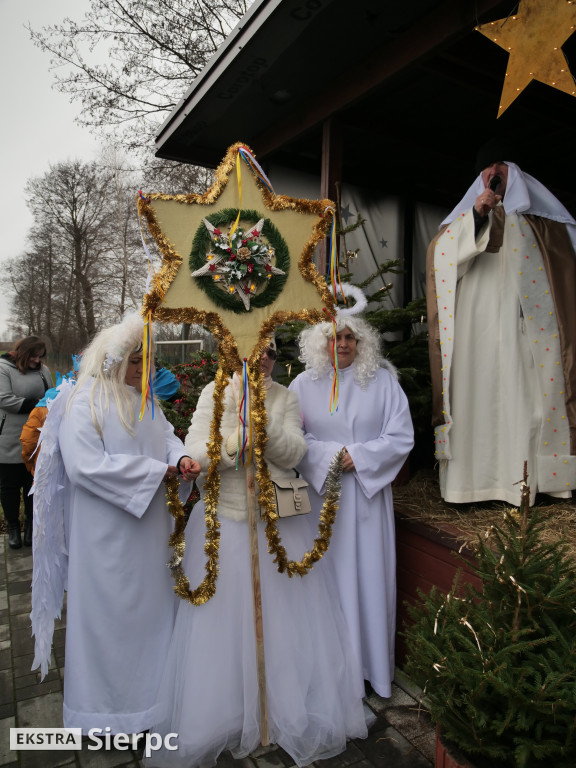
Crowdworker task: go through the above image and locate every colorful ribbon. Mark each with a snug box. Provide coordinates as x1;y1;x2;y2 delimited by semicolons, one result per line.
238;146;274;194
228;152;243;245
326;207;346;304
323;308;339;414
229;147;276;247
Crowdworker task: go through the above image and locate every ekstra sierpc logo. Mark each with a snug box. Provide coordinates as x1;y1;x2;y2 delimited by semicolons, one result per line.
10;728;82;750
10;727;178;756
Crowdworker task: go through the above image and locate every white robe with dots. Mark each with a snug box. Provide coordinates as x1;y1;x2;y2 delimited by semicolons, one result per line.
431;206;576;504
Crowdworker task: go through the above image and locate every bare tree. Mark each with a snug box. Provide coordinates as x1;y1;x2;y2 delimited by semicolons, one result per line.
98;145;150;319
7;160;126;353
7;148;212;356
28;0;251;151
7;247;50;337
26;161;118;343
6;222;80;354
140;153;214;196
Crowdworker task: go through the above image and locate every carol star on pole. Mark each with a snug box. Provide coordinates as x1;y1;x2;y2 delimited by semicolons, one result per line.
137;141;335;371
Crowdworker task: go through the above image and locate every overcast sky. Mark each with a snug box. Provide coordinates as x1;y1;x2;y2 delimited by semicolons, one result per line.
0;0;102;339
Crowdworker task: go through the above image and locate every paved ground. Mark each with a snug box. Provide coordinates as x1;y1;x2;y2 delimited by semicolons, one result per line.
0;535;435;768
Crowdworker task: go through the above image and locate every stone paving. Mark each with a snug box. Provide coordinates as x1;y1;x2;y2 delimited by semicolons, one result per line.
0;536;435;768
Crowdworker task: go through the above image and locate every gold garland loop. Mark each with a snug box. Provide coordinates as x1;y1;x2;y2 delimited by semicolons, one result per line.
166;366;227;605
165;366;345;605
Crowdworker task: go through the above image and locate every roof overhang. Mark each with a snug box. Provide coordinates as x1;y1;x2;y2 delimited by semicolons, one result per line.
155;0;576;212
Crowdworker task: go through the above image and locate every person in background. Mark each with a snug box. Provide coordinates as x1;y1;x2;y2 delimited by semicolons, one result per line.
426;141;576;505
0;336;53;548
289;316;414;700
20;362;79;476
30;313;200;735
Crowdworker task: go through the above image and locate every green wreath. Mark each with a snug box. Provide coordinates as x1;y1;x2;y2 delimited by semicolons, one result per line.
189;208;290;314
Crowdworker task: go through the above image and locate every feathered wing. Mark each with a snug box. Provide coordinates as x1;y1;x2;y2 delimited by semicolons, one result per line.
30;379;74;679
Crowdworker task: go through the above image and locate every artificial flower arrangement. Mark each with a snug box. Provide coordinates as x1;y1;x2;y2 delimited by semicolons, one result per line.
191;217;285;310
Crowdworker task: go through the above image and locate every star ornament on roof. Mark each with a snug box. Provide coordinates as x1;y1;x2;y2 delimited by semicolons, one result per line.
137;142;335;370
476;0;576;117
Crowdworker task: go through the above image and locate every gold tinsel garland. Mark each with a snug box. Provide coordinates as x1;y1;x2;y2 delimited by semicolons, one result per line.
166;366;228;605
166;361;345;604
248;363;345;577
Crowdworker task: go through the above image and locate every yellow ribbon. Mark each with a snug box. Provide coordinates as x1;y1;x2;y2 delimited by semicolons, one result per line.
228;151;243;246
139;310;154;421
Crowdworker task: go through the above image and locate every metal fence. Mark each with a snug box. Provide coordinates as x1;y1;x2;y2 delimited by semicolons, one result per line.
44;339;211;376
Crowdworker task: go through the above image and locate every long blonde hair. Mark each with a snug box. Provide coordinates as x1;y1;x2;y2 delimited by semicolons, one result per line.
69;313;155;437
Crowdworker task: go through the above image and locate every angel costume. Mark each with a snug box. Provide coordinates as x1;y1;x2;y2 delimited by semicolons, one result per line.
146;378;368;768
31;380;189;734
427;163;576;505
289;364;414;698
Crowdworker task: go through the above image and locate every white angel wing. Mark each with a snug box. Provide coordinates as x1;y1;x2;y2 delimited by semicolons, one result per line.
30;378;75;679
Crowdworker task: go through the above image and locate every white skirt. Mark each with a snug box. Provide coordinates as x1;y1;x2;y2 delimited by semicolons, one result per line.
145;503;368;767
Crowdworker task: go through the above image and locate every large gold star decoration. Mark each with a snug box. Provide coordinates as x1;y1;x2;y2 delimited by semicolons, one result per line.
476;0;576;116
139;144;342;610
138;141;335;371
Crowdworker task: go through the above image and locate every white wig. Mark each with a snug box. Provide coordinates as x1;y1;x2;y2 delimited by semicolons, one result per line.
298;315;398;388
70;312;154;436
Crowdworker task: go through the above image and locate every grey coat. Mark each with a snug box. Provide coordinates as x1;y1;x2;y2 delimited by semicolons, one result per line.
0;355;53;464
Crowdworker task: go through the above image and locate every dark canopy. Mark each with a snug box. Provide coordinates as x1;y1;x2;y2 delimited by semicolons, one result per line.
155;0;576;214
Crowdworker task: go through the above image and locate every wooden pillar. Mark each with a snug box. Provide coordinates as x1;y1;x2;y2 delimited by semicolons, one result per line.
319;119;343;277
246;460;269;746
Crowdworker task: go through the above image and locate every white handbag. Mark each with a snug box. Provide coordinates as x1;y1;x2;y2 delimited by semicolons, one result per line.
270;476;311;517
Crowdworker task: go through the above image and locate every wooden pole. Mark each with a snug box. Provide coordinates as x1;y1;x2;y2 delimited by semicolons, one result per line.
246;460;269;746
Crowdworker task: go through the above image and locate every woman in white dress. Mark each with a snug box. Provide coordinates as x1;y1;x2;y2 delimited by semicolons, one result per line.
289;317;414;699
30;313;200;735
147;339;369;768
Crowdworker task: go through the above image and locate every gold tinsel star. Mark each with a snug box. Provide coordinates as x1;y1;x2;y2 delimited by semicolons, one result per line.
137;142;335;369
476;0;576;116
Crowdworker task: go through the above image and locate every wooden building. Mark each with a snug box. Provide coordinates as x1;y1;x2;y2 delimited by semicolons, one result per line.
151;0;576;652
153;0;575;295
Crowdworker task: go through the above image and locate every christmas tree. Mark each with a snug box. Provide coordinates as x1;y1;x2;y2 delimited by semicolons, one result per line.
403;463;576;767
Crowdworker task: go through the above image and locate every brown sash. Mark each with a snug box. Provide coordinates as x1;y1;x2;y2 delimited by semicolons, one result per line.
485;205;505;253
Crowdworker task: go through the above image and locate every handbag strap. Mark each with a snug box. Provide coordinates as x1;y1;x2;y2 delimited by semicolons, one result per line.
39;371;50;392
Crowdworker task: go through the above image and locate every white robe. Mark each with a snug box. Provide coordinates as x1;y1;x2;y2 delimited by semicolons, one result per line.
146;380;369;768
289;365;414;697
58;383;187;734
432;208;576;505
